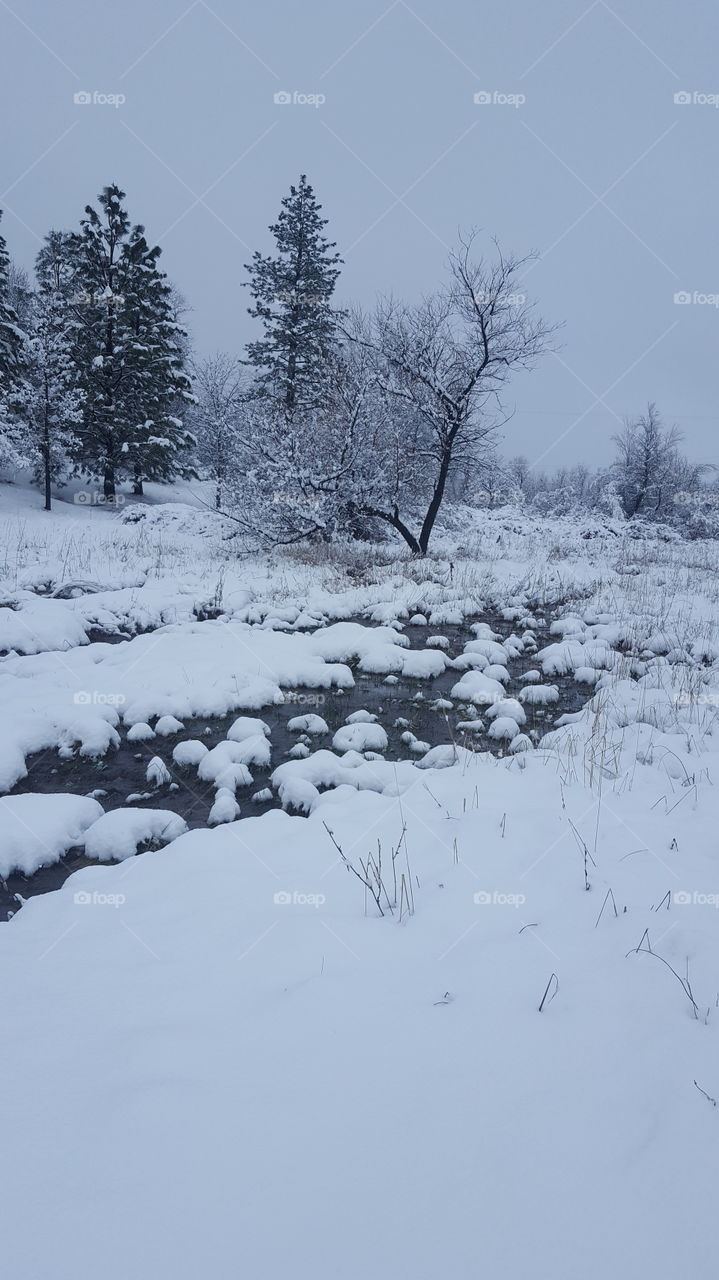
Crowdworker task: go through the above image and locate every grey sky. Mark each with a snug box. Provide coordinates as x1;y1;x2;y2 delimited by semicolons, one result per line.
2;0;717;469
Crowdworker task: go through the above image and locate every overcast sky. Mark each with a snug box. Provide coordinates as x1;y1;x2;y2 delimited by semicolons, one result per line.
2;0;717;469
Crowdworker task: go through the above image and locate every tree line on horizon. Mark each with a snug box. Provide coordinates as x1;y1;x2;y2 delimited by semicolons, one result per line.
0;178;715;548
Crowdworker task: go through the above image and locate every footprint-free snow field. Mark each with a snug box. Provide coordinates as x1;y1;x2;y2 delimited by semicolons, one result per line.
2;490;719;1280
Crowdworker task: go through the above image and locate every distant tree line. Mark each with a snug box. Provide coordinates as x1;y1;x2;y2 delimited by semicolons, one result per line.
1;179;715;544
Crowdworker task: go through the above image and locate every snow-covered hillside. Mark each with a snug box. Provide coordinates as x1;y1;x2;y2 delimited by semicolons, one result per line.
1;481;718;1280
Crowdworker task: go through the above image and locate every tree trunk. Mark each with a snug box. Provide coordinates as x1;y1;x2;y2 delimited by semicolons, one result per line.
104;465;116;500
132;468;143;496
42;405;52;511
418;441;454;554
43;439;51;512
366;505;422;554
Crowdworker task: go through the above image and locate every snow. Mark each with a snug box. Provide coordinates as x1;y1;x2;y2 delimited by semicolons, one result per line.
0;597;89;656
146;756;171;787
332;722;389;753
519;683;560;705
450;669;507;705
4;482;719;1279
226;715;271;742
0;792;104;876
4;748;719;1279
126;721;155;741
485;697;527;725
287;713;328;735
82;808;188;861
172;739;209;767
208;788;240;824
154;714;185;735
197;742;258;785
487;715;520;740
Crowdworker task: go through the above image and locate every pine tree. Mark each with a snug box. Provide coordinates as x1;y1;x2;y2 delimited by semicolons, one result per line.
17;254;84;510
122;238;196;495
244;175;342;414
69;185;194;498
0;210;29;468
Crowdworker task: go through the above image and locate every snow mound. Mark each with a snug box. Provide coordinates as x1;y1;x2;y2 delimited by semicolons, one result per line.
126;722;155;742
227;716;271;742
208;788;240;825
332;723;389;753
0;793;104;877
450;670;507;705
172;739;209;767
287;714;328;735
82;808;188;861
519;684;560;705
486;698;527;725
154;715;185;736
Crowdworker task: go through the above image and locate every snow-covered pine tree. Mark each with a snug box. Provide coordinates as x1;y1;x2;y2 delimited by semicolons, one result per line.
17;248;84;510
0;210;29;469
244;175;343;415
69;185;194;498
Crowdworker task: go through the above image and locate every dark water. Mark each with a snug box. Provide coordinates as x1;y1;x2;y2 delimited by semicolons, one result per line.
2;615;587;918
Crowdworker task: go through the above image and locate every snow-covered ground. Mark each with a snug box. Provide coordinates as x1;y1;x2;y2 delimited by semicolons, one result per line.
1;477;719;1279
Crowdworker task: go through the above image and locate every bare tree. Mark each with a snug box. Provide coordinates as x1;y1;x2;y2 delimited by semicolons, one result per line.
190;353;245;509
350;233;555;553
